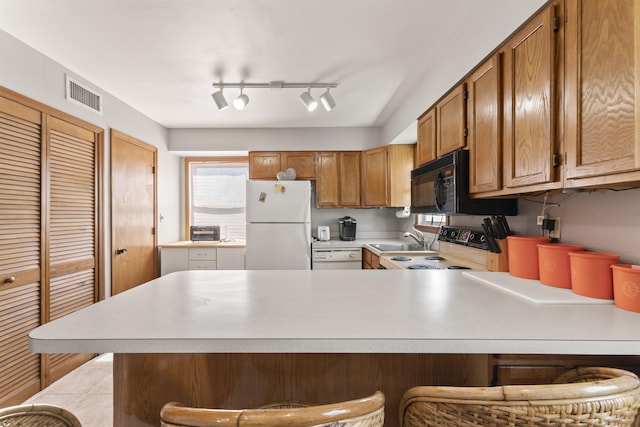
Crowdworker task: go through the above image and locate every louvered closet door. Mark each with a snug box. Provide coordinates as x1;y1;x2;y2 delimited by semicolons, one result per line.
0;96;42;406
45;116;98;382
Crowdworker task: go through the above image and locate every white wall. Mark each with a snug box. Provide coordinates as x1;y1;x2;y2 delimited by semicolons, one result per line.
168;126;382;152
0;29;181;295
450;188;640;265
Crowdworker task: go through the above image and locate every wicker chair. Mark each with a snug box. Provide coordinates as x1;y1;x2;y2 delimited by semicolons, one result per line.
399;367;640;427
0;403;82;427
160;391;384;427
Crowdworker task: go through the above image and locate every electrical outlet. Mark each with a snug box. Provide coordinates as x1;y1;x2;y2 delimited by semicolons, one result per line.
549;216;561;239
537;215;545;226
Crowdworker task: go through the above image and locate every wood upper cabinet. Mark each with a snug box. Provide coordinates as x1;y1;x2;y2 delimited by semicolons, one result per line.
416;108;437;167
248;152;281;179
248;151;315;180
503;2;561;190
315;151;361;208
361;144;414;208
564;0;640;187
436;83;467;157
468;54;503;194
280;151;316;180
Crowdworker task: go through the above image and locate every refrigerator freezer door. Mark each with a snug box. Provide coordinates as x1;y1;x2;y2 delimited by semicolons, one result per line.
246;223;311;269
246;180;311;223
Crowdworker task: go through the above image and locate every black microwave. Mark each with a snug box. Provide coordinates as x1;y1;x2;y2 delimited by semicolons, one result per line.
410;150;517;215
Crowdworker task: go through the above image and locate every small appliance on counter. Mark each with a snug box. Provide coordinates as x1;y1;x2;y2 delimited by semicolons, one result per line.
317;226;330;241
190;225;220;242
338;216;357;241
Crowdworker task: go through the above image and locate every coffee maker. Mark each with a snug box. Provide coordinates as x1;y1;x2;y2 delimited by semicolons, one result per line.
338;216;357;241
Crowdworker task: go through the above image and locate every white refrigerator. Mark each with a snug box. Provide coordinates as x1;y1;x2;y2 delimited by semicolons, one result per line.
245;180;311;270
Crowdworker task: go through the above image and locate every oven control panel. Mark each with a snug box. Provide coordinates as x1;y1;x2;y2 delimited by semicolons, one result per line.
438;226;489;250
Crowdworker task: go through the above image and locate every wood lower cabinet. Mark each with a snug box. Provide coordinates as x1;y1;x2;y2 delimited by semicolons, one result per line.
564;0;640;188
492;354;640;386
503;1;562;192
436;83;467;157
362;248;380;269
361;145;414;208
416;109;437;167
248;151;315;180
468;53;503;194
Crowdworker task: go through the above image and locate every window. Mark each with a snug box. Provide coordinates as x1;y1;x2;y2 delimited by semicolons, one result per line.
414;213;448;234
185;157;248;241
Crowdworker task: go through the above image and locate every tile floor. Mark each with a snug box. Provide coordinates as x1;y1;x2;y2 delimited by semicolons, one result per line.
22;353;113;427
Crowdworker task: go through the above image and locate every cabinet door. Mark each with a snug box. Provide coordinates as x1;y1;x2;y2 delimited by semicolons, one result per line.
468;54;503;194
281;152;316;180
361;146;388;207
315;152;339;207
416;109;437;166
503;3;558;189
217;248;246;270
437;83;467;156
386;145;414;207
339;152;361;207
564;0;640;186
248;152;281;180
160;248;189;276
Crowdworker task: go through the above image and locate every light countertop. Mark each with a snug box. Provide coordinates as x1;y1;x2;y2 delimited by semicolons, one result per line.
29;269;640;355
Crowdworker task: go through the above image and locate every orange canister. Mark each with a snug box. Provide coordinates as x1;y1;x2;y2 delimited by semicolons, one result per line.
569;251;619;299
537;243;585;289
611;264;640;313
507;236;551;279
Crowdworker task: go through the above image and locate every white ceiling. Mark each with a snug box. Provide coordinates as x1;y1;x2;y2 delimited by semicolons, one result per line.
0;0;546;136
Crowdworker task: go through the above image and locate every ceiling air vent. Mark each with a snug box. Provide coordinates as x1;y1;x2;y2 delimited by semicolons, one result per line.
65;75;103;115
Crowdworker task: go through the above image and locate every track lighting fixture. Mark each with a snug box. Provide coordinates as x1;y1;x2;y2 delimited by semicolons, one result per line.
233;87;249;110
211;89;229;111
211;81;338;112
319;88;336;111
299;88;318;112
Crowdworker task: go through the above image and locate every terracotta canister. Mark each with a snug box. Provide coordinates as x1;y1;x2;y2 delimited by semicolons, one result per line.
569;251;619;299
611;264;640;313
507;236;551;279
537;243;584;289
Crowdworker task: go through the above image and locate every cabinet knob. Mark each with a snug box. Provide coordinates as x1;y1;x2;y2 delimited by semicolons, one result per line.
116;247;128;255
4;276;16;284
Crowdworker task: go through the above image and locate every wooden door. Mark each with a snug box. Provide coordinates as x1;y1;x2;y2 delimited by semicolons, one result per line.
111;130;157;295
468;54;503;194
436;83;467;156
281;152;316;180
503;3;559;189
339;152;361;207
315;152;339;207
564;0;640;187
361;146;388;207
45;116;100;383
386;145;414;207
248;152;280;180
0;95;42;406
416;109;437;166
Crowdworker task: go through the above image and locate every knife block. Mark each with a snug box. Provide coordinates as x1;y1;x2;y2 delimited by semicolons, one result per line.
486;239;509;272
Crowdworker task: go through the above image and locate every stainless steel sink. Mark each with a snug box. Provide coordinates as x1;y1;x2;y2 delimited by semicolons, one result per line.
369;243;424;252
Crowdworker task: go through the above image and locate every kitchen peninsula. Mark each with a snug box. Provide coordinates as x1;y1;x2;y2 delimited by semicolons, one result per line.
29;270;640;427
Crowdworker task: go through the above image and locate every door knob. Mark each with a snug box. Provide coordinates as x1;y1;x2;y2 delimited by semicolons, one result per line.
116;247;128;255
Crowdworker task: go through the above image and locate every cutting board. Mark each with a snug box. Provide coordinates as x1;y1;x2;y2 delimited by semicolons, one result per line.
463;272;613;305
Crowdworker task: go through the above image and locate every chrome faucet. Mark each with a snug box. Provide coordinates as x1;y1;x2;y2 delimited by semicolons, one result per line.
403;229;426;249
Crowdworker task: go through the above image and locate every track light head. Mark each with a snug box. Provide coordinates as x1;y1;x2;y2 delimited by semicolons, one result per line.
211;89;229;111
233;88;249;110
319;89;336;111
299;89;318;112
